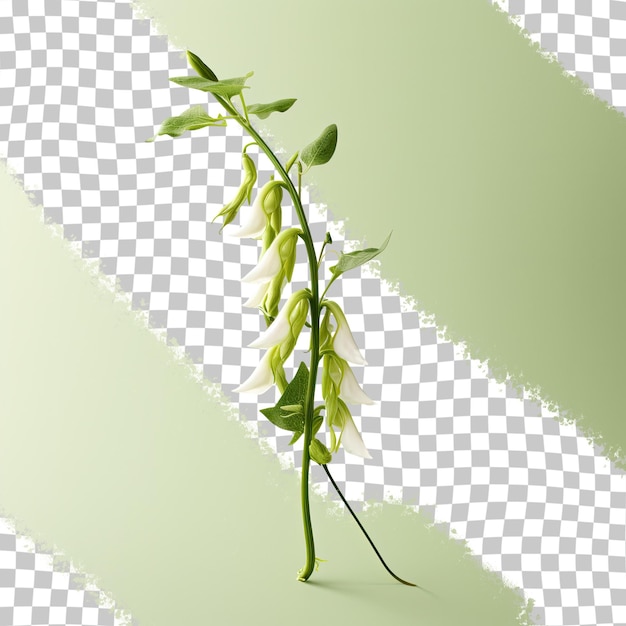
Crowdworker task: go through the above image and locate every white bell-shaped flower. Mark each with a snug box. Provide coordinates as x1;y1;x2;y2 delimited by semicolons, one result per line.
243;282;268;308
323;301;367;365
248;290;308;349
339;362;375;405
242;227;299;285
225;178;283;240
226;191;266;238
249;302;291;349
233;348;275;395
338;403;372;459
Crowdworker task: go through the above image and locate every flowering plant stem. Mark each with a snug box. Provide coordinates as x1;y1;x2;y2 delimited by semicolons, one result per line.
215;93;320;581
155;53;416;586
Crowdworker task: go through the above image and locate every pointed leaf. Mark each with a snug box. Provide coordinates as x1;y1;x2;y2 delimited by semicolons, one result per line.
329;232;391;277
186;50;218;81
260;361;309;433
248;98;297;119
170;72;254;98
300;124;337;168
148;105;226;141
288;431;303;445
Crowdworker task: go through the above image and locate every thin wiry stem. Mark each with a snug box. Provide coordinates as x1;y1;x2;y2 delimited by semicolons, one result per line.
322;464;420;588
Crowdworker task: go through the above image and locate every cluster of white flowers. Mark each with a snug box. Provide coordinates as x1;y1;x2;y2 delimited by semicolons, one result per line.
214;166;372;460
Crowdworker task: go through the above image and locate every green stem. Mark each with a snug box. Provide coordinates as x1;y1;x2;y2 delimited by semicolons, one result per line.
317;240;331;270
204;92;416;589
223;99;320;582
239;91;251;124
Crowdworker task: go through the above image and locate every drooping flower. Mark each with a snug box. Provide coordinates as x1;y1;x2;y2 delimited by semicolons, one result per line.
320;353;372;459
336;400;372;459
339;362;374;405
226;190;266;238
262;269;287;319
226;179;283;239
233;347;276;395
243;281;269;308
248;289;309;350
322;300;367;365
242;227;300;284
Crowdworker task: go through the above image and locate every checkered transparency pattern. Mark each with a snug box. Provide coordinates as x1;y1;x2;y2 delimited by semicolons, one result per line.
0;1;625;626
494;0;626;113
0;520;123;626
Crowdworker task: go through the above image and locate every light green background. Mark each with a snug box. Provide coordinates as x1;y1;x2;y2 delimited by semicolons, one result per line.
2;0;625;624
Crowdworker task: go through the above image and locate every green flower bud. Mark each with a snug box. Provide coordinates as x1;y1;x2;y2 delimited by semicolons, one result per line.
212;152;257;233
309;438;332;465
262;268;287;319
261;180;283;216
242;152;257;204
186;50;218;82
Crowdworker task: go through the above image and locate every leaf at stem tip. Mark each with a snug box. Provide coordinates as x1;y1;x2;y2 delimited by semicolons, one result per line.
169;72;254;99
329;232;392;278
260;362;310;436
247;98;297;119
300;124;338;168
186;50;218;81
147;105;226;141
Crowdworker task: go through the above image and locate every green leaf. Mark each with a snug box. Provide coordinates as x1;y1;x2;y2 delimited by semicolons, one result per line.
260;361;309;434
329;232;392;277
169;72;254;98
147;105;226;141
186;50;218;81
247;98;297;119
300;124;338;168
